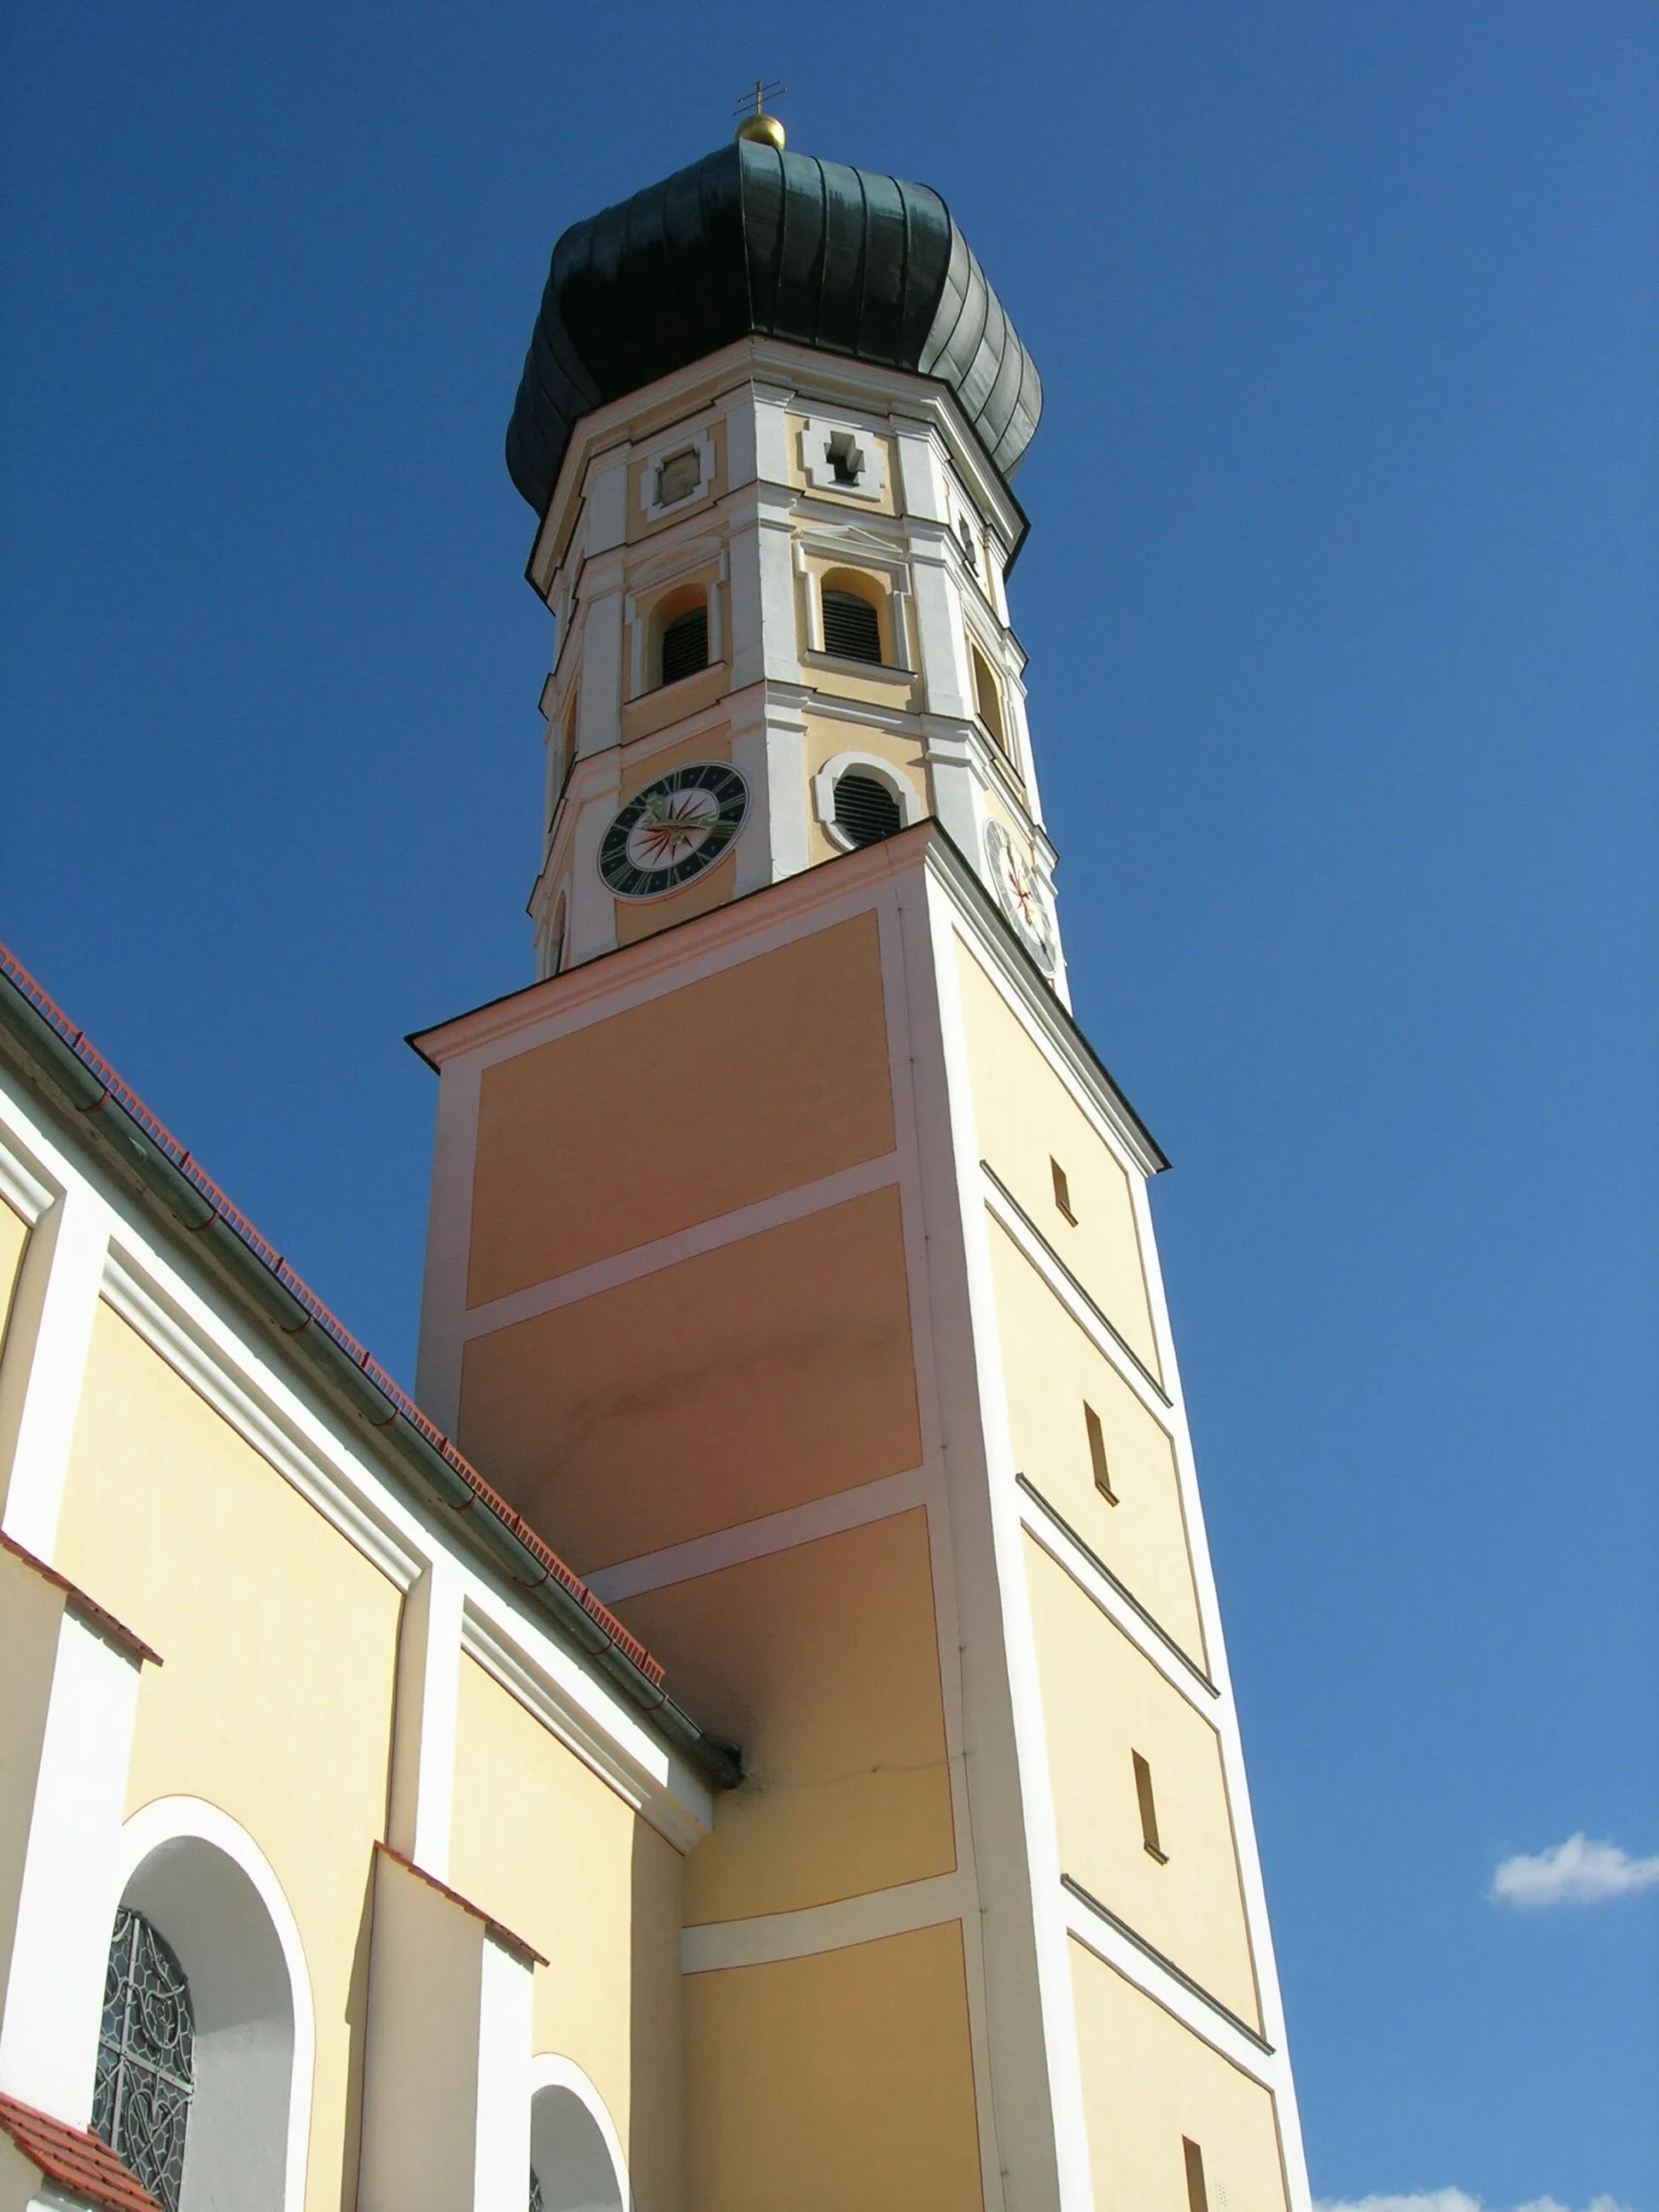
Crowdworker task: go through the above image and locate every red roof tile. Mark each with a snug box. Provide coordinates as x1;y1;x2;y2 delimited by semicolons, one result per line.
0;2093;160;2212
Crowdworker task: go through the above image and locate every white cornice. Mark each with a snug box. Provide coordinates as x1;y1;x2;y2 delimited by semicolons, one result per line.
528;338;1027;596
461;1605;713;1853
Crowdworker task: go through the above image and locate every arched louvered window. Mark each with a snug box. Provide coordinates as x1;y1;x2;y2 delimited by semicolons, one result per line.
94;1907;195;2212
659;603;709;687
834;771;903;848
820;587;883;666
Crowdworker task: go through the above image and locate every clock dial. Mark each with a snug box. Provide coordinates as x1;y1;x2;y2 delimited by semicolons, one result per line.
984;818;1058;975
597;763;749;899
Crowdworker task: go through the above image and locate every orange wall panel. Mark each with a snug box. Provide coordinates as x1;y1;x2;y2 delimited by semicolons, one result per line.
620;1509;955;1922
457;1186;922;1572
469;912;895;1304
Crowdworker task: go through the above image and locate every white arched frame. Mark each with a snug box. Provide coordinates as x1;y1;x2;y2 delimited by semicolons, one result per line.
528;2053;630;2212
812;750;925;851
110;1797;315;2212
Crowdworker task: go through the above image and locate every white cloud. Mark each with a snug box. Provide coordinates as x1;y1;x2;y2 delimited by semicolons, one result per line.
1316;2195;1631;2212
1489;1832;1659;1908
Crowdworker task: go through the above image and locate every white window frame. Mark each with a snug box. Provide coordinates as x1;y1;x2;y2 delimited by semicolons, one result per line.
812;751;924;851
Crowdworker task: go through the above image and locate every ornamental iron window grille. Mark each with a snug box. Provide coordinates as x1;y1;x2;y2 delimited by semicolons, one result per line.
659;604;709;687
833;771;902;848
820;588;883;665
93;1906;195;2212
530;2169;545;2212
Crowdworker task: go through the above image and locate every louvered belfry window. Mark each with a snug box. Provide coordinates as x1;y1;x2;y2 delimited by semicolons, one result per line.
659;603;709;687
820;587;883;665
94;1907;195;2212
833;771;902;848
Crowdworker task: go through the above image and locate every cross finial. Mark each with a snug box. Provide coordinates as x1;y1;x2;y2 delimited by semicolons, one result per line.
733;79;786;150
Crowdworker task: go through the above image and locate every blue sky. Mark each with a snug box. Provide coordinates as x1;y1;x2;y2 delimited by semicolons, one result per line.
2;3;1653;2203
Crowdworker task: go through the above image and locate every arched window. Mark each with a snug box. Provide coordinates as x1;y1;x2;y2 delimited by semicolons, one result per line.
971;644;1009;755
820;585;884;666
529;2081;625;2212
108;1808;306;2212
833;771;902;848
94;1907;195;2212
657;597;709;688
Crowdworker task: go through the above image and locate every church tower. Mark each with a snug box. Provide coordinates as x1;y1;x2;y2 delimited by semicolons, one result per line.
414;116;1312;2212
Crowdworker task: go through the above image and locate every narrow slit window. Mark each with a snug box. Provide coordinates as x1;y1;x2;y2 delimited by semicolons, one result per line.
1133;1750;1167;1862
1183;2139;1209;2212
1051;1157;1076;1223
1084;1403;1116;1502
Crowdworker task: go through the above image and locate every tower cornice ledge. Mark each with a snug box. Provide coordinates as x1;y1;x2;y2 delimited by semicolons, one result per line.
527;337;1031;600
409;820;1168;1180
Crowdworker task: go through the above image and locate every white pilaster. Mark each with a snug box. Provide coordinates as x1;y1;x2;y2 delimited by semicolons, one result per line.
358;1849;538;2212
730;690;810;893
474;1936;534;2212
0;1606;144;2126
574;574;625;760
567;789;621;967
386;1557;465;1881
0;1184;111;1560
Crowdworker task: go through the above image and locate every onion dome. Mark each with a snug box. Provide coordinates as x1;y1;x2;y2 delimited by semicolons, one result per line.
506;139;1042;518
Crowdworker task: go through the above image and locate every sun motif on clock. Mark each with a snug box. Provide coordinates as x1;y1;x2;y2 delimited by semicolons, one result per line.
597;763;749;899
984;818;1058;975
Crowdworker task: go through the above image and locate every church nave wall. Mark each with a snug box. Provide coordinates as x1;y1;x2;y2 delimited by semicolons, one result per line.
51;1297;404;2209
447;1654;684;2212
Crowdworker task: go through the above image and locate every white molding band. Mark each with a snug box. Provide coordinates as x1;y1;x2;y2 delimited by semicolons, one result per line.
681;1873;970;1975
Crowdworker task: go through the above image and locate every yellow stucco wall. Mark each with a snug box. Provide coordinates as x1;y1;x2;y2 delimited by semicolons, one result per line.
619;1509;954;1924
0;1196;27;1348
987;1219;1204;1667
684;1920;982;2212
1070;1940;1289;2212
954;942;1161;1380
459;1185;922;1574
469;912;894;1303
447;1656;683;2212
0;1550;67;2017
53;1301;403;2212
1022;1536;1259;2029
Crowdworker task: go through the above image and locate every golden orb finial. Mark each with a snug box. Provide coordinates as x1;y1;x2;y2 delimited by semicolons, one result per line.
733;78;786;151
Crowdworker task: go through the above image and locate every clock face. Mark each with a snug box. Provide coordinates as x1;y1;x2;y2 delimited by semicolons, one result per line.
984;818;1058;975
597;763;749;900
